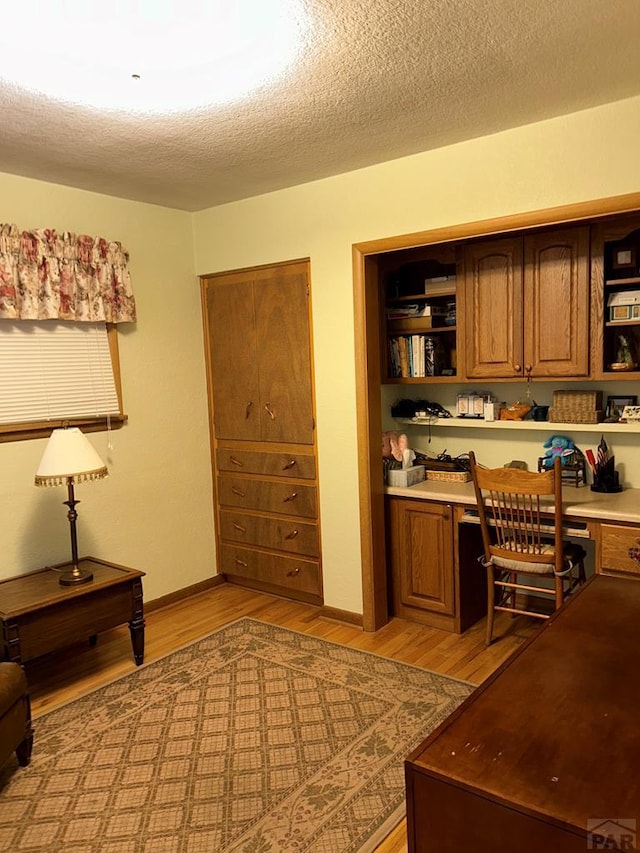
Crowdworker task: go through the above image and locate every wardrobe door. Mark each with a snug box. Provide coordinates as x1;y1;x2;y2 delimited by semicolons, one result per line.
463;237;524;378
254;263;315;444
205;276;260;440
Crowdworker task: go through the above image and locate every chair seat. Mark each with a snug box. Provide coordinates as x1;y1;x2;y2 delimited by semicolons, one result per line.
492;542;586;576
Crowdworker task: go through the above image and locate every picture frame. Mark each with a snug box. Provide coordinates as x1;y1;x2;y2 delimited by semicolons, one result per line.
612;247;636;269
606;395;637;420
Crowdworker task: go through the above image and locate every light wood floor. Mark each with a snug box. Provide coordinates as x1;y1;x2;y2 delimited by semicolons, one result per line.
22;581;539;853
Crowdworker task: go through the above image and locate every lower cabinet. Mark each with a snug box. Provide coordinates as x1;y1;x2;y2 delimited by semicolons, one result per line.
599;523;640;578
386;498;486;632
216;445;322;604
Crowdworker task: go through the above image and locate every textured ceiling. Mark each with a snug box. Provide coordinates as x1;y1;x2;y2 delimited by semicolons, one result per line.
1;0;640;212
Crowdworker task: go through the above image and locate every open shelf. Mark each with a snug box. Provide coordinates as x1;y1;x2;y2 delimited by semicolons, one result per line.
395;417;640;433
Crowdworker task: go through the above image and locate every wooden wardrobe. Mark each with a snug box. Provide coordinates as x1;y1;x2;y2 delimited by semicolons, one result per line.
201;258;322;603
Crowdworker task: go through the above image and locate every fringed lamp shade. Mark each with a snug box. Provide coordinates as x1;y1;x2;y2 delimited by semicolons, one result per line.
35;428;108;487
35;427;108;585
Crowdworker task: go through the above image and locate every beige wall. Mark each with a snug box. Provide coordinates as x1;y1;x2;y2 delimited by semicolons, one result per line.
2;95;640;616
193;95;640;615
0;174;215;601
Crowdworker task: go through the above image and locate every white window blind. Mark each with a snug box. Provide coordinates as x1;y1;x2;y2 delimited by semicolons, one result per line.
0;321;120;426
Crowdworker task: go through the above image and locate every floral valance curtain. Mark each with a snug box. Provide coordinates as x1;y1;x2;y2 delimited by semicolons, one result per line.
0;223;136;322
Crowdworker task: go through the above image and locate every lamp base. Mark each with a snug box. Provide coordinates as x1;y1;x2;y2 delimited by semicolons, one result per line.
59;567;94;586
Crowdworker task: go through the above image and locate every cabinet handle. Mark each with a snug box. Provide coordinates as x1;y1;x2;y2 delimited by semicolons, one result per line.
245;402;253;419
282;459;297;470
515;364;522;372
231;486;246;497
264;402;276;420
283;492;298;503
233;522;247;533
230;456;244;467
235;558;248;568
286;567;301;577
285;529;299;539
525;365;532;375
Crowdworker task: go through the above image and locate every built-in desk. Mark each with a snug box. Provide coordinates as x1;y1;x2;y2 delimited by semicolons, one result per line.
405;574;640;852
385;481;640;631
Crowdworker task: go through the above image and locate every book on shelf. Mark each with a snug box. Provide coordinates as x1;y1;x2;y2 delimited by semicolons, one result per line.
389;335;428;377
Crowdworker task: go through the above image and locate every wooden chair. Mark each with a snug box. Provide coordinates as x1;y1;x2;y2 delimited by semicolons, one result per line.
469;452;587;645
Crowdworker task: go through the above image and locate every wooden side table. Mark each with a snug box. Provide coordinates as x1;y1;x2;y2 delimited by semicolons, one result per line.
0;557;145;666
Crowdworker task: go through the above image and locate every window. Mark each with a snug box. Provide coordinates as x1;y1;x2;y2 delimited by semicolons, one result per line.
0;320;126;441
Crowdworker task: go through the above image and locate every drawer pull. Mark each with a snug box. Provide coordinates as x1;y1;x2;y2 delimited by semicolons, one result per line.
230;456;244;467
283;492;298;503
285;529;299;540
286;567;301;577
245;401;253;419
235;558;248;568
231;486;246;497
282;459;297;470
264;402;276;420
628;546;640;563
233;522;247;533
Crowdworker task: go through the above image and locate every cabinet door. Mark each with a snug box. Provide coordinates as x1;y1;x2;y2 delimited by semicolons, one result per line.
205;277;261;440
524;227;590;377
388;499;454;617
254;266;315;444
463;238;523;378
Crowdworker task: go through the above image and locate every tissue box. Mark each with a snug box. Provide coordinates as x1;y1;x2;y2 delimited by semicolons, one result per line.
387;465;426;487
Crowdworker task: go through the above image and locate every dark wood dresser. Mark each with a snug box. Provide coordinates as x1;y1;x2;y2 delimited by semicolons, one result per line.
405;575;640;852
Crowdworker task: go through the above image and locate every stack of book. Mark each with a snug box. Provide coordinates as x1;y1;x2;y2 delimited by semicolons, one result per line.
388;335;444;377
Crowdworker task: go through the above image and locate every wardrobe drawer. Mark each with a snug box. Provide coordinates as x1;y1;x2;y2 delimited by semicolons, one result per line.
219;510;319;557
220;545;321;595
217;475;317;518
600;524;640;576
216;448;316;479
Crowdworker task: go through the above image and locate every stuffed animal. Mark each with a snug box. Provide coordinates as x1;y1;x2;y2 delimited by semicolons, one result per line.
382;430;403;462
541;434;575;467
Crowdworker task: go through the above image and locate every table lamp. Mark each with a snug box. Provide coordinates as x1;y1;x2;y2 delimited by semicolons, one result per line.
35;427;108;586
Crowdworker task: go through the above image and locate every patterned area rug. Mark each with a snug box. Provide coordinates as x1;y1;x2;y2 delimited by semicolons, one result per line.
0;618;473;853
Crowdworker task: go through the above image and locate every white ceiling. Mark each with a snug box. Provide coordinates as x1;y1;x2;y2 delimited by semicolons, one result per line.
1;0;640;212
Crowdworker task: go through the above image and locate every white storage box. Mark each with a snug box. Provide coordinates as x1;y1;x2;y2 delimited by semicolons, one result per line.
387;465;426;487
607;290;640;321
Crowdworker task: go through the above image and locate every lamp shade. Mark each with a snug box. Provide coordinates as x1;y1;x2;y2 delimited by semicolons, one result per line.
35;427;108;487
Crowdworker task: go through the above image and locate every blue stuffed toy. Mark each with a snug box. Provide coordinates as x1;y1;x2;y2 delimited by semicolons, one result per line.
541;434;575;467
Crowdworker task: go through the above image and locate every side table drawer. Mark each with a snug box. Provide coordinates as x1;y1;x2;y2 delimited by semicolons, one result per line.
4;585;135;662
600;524;640;577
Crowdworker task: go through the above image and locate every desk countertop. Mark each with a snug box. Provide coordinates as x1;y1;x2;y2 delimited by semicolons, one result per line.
385;479;640;524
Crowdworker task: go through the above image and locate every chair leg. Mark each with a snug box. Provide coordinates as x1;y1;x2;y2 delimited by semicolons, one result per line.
485;563;495;646
578;559;586;584
554;574;564;610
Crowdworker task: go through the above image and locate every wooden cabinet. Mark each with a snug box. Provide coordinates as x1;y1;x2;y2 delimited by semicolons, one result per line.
462;227;590;379
387;498;455;623
201;260;322;604
204;261;314;444
599;523;640;577
386;499;488;632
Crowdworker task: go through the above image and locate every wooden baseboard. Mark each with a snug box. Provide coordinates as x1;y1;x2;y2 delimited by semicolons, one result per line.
146;574;226;613
146;576;363;629
318;605;363;628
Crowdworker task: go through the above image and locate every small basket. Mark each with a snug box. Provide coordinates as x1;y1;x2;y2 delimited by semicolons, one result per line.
425;470;472;483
